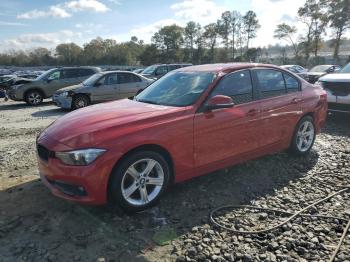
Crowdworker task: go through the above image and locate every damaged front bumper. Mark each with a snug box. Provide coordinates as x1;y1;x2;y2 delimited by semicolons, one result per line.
52;93;72;109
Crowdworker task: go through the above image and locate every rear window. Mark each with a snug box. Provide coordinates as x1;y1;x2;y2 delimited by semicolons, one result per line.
61;69;80;79
118;73;140;84
79;69;95;77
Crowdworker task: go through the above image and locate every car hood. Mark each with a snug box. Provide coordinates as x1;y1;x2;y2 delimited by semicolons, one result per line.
319;73;350;82
56;84;84;93
306;72;326;76
39;99;187;149
141;74;156;79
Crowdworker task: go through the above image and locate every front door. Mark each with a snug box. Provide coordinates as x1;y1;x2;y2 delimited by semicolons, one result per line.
45;70;66;97
93;73;119;102
194;69;261;168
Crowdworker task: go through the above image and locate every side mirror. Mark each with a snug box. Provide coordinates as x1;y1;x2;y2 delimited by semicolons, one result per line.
205;95;234;111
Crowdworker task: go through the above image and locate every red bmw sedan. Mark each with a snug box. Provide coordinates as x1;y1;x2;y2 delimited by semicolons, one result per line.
37;63;327;212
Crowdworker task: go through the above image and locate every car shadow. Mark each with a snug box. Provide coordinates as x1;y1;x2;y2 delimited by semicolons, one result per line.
324;112;350;137
31;108;67;118
0;150;319;261
0;101;54;111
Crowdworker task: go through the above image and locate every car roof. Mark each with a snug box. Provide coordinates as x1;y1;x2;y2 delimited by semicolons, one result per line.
312;64;338;67
100;70;138;75
281;65;299;67
55;66;101;70
178;63;282;73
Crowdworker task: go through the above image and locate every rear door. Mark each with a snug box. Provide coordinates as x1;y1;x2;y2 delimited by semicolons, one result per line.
117;72;142;98
194;69;262;168
78;68;95;81
59;69;81;90
252;68;302;148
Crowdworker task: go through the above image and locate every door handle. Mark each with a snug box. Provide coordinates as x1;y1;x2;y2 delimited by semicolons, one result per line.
246;109;259;116
291;98;302;104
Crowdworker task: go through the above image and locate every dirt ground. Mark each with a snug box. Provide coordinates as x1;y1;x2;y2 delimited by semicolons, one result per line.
0;100;349;262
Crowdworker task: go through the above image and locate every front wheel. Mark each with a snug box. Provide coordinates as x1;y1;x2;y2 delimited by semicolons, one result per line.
25;90;43;106
109;151;170;213
289;116;316;156
72;94;89;110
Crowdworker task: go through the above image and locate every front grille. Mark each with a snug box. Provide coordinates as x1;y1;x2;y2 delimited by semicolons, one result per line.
323;82;350;96
47;179;87;196
37;144;50;161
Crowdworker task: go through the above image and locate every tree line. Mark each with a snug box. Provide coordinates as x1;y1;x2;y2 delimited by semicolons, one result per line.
0;0;349;67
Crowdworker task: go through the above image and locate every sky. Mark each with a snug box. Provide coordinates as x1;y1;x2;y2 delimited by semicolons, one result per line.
0;0;312;52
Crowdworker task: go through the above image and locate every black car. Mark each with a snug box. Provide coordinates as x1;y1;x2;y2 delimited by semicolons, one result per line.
305;65;341;84
141;63;192;80
281;65;308;79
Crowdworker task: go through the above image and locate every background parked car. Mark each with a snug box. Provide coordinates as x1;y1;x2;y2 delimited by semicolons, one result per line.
132;68;144;74
53;71;154;110
7;66;100;105
317;63;350;113
281;65;308;79
141;63;192;80
305;64;341;83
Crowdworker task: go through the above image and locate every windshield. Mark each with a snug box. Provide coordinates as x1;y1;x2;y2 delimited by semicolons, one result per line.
83;73;103;86
340;63;350;73
142;65;157;74
310;65;330;73
36;68;56;80
135;71;215;107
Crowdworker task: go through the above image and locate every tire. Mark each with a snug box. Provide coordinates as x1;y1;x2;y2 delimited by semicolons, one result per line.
72;94;89;110
25;90;43;106
289;116;316;156
109;150;170;213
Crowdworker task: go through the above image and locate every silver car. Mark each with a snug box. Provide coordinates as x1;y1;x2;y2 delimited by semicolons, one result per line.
317;63;350;113
53;71;154;110
7;67;100;105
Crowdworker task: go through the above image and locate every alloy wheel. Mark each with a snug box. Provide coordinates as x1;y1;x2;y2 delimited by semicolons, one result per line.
28;92;42;105
296;120;315;152
121;158;164;206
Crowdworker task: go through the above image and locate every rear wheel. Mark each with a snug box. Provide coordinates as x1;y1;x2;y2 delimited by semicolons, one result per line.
72;94;89;110
109;151;170;213
289;116;316;156
25;90;43;106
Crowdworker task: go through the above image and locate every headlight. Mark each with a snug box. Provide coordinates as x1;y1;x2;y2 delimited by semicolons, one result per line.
315;81;324;88
11;84;23;90
55;148;106;166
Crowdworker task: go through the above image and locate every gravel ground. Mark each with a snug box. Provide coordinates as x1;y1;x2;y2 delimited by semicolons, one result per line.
0;100;349;262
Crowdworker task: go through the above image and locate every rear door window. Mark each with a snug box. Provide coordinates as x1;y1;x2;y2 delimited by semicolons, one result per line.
118;73;139;84
79;69;94;77
254;69;286;99
210;70;253;105
283;73;300;93
61;69;80;79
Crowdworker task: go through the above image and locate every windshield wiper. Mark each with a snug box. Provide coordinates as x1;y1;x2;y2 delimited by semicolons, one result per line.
136;99;160;105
